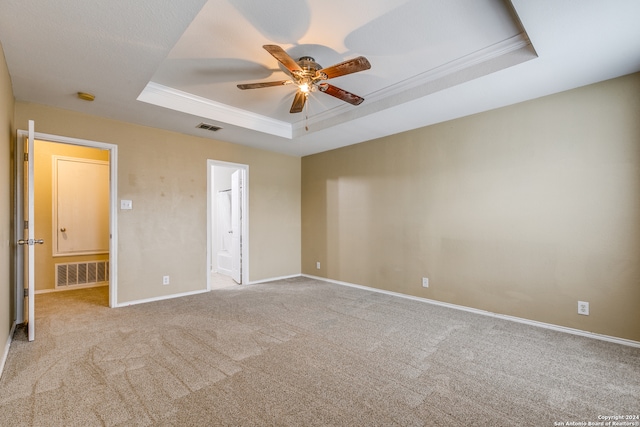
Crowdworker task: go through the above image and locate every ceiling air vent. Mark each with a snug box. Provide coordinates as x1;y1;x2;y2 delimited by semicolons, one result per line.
197;122;222;132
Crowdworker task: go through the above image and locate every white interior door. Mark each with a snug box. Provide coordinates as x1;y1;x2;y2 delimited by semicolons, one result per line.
54;157;110;255
230;170;241;283
18;121;40;341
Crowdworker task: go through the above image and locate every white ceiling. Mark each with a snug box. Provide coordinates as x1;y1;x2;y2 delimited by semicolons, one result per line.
1;0;640;157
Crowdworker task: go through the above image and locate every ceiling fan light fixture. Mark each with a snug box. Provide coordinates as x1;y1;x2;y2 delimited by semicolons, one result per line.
298;82;311;93
77;91;95;101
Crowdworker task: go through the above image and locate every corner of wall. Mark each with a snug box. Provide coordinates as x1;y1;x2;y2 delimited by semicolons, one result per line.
1;39;17;372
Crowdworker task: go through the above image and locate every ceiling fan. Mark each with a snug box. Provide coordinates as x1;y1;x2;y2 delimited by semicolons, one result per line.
237;45;371;113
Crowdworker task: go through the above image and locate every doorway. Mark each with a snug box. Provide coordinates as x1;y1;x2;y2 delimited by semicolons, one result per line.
207;160;248;289
15;128;118;331
37;141;110;295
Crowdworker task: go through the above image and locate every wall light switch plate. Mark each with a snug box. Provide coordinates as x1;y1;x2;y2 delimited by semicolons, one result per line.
120;199;133;210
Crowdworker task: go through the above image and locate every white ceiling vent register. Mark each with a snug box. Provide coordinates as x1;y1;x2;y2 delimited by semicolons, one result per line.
56;260;109;289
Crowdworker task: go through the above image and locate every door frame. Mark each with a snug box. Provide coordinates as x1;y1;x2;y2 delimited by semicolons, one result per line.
15;129;118;317
207;159;249;288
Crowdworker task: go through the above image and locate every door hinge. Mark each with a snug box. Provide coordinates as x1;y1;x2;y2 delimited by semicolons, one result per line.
24;153;28;161
24;220;28;229
24;289;28;297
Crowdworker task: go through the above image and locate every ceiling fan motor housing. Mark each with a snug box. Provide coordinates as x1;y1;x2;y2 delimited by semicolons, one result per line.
293;56;325;93
296;56;322;73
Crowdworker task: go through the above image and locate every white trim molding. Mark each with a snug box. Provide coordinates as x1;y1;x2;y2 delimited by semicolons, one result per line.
36;283;108;294
293;34;537;137
115;288;209;308
302;274;640;349
248;274;301;285
138;82;292;139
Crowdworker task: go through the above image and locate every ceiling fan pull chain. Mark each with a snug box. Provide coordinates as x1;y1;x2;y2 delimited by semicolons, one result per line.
305;94;309;131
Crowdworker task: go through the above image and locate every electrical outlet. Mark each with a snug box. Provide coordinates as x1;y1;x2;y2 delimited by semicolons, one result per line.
422;277;429;288
163;275;170;285
578;301;589;315
316;262;321;269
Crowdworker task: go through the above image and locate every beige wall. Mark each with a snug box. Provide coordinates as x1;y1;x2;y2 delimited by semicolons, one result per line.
4;44;638;345
302;72;640;342
34;141;109;291
15;102;301;304
1;43;14;349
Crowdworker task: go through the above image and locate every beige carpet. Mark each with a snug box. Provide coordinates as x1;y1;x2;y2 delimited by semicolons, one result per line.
0;277;638;426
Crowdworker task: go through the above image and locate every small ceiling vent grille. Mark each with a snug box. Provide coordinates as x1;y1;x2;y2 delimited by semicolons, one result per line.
197;122;222;132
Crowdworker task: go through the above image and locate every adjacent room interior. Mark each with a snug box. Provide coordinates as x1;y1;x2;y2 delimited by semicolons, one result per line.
0;0;639;425
34;140;110;295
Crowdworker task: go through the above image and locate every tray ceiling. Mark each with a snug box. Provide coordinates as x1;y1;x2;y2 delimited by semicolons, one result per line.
1;0;639;156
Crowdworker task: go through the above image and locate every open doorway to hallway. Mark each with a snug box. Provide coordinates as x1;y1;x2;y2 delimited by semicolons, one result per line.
15;127;118;337
34;140;110;301
208;160;249;290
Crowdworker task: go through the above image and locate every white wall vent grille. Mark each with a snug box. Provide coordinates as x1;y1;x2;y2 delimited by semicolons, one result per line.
56;260;109;288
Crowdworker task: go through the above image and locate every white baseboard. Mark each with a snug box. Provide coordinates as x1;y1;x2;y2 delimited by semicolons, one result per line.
248;274;301;285
116;273;300;308
302;274;640;349
115;288;209;308
0;321;17;379
36;283;108;294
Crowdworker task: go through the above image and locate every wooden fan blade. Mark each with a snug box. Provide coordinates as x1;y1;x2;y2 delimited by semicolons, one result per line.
263;45;302;74
318;56;371;80
237;80;290;90
318;84;364;106
290;91;307;113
